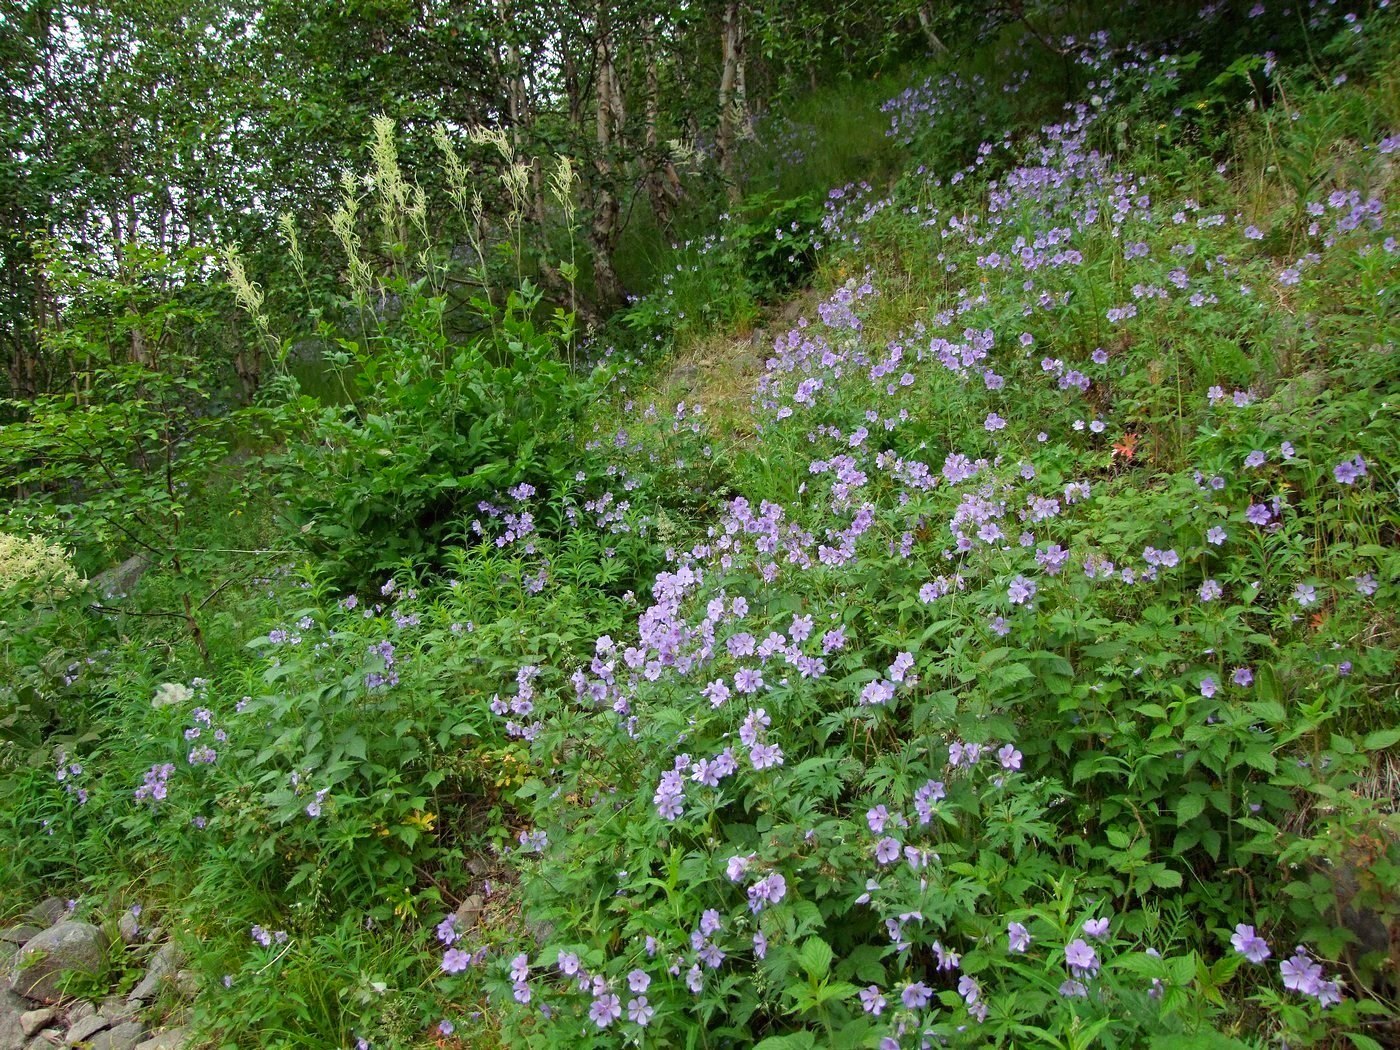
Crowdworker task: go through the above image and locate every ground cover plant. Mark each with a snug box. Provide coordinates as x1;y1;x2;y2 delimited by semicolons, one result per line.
1;1;1398;1048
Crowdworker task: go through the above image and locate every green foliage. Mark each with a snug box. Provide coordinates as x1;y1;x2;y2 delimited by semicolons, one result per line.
3;6;1399;1050
267;283;600;586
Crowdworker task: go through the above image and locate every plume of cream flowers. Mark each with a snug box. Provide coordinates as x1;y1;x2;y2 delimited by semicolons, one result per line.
0;533;83;599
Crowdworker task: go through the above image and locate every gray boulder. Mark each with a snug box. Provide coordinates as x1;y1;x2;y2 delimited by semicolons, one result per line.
89;555;152;603
125;944;182;1005
116;915;140;949
9;923;106;1004
64;1003;95;1026
22;905;65;931
17;1013;52;1039
62;1014;108;1045
133;1031;186;1050
2;987;29;1050
87;1023;144;1050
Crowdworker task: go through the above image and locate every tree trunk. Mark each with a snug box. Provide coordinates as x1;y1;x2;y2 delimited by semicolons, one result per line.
716;1;744;204
588;5;624;308
917;4;950;54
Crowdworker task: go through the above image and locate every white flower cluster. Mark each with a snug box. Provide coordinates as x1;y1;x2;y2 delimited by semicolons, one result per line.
0;532;83;599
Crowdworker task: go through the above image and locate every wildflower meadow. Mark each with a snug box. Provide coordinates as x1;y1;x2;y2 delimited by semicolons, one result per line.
1;1;1397;1048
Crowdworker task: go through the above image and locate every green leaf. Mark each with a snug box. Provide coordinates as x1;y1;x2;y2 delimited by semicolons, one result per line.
1362;728;1400;751
1176;793;1205;824
1151;867;1183;889
753;1033;817;1050
797;937;833;979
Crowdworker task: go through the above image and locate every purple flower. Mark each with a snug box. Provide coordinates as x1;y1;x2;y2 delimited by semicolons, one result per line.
1200;676;1217;699
1007;922;1031;953
1333;455;1367;484
1354;573;1377;597
1199;579;1222;602
875;837;902;865
902;981;933;1009
1083;917;1110;939
958;975;980;1004
859;679;895;706
1281;949;1323;996
867;805;890;834
1065;938;1099;976
1294;583;1318;607
933;941;960;970
726;854;755;882
589;992;622;1028
1059;979;1088;998
1233;667;1254;687
509;952;529;982
1206;526;1227;545
734;667;764;694
1008;576;1037;605
860;985;887;1015
436;915;459;945
997;744;1022;771
746;871;787;913
1231;924;1271;963
749;741;785;770
441;948;470;974
1245;450;1266;468
1245;503;1271;526
627;996;653;1026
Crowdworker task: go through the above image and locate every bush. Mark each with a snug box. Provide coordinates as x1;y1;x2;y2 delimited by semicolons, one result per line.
267;284;601;587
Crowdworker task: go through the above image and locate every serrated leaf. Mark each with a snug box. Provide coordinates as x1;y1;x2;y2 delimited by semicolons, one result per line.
1176;793;1205;824
1152;866;1183;889
1362;728;1400;752
797;937;833;979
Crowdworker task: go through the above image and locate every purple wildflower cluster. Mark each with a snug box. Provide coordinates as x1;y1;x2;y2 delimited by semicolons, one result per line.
54;748;87;806
184;706;227;766
134;763;174;806
449;5;1390;1044
490;664;542;741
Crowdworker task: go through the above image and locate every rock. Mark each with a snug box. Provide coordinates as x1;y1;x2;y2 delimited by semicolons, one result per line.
62;1014;108;1046
116;916;139;949
64;1003;95;1026
125;945;182;1005
133;1029;186;1050
9;923;106;1004
1270;368;1325;413
25;1031;62;1049
169;972;195;1002
2;988;29;1050
0;931;42;949
452;894;484;930
89;555;152;603
87;1022;144;1050
96;997;135;1026
18;1014;52;1039
22;904;65;931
